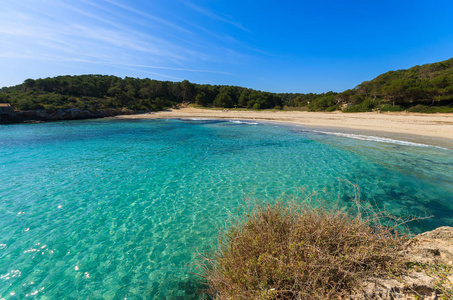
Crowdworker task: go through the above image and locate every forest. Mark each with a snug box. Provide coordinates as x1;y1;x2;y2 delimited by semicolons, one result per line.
0;75;285;112
1;57;453;114
337;57;453;113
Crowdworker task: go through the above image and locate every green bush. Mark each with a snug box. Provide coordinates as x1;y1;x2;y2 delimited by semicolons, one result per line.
407;104;453;113
200;200;408;299
342;99;376;113
307;93;337;111
253;103;261;110
435;106;453;113
342;105;366;112
379;104;404;112
325;105;339;112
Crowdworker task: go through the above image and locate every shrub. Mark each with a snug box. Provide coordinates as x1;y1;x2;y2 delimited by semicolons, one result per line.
307;93;336;111
379;104;404;112
435;106;453;113
407;104;453;113
325;105;339;112
200;200;408;299
342;99;376;113
407;104;432;113
253;103;261;110
213;93;234;108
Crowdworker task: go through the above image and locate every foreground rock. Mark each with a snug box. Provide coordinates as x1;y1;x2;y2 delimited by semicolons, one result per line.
353;226;453;299
0;108;141;123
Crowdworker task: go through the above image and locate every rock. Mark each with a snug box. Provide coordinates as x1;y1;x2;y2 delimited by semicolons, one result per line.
352;226;453;299
405;226;453;265
62;108;92;119
1;108;141;123
351;277;404;299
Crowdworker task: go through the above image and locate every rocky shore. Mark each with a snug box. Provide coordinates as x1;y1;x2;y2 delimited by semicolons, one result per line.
354;226;453;299
0;108;140;123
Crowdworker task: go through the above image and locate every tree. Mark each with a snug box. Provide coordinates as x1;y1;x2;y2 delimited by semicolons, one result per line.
213;93;233;108
238;90;250;107
181;80;195;102
23;79;36;89
195;92;207;106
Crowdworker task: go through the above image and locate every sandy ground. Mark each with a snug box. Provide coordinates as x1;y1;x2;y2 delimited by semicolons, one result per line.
116;107;453;146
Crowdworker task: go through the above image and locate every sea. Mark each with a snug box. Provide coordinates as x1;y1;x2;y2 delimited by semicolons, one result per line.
1;118;452;299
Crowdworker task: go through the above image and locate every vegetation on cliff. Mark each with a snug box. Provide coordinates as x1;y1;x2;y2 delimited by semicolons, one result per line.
197;196;453;299
338;57;453;113
1;58;453;114
198;199;410;299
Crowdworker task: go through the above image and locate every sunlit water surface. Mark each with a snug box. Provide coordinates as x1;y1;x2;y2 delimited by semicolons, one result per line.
1;119;452;299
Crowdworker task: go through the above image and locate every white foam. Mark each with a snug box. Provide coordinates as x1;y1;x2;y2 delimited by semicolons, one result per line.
229;120;259;125
301;129;448;149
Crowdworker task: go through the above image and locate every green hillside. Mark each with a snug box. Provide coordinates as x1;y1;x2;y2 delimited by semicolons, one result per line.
0;75;284;112
1;58;452;116
336;58;453;113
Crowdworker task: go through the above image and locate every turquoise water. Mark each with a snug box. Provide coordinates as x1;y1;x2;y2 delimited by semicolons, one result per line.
1;119;452;299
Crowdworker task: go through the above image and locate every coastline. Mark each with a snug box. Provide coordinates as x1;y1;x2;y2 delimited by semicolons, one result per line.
115;107;453;149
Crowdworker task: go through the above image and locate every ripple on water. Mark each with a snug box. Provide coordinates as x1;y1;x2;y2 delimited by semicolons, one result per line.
0;119;452;298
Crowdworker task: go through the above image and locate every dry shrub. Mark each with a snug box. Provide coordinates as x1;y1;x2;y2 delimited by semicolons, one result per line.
199;198;409;299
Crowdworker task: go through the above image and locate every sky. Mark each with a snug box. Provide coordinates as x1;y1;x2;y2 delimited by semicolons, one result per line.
1;0;453;93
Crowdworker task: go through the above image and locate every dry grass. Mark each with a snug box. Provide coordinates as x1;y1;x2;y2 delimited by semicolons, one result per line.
198;196;410;299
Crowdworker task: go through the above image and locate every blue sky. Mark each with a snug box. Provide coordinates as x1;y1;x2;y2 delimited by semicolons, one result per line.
1;0;452;93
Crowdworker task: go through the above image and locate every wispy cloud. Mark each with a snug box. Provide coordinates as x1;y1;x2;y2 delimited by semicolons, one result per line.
181;0;250;32
0;1;203;63
52;57;234;76
0;0;252;87
128;69;184;81
57;2;196;59
104;0;193;34
113;63;234;75
80;62;186;81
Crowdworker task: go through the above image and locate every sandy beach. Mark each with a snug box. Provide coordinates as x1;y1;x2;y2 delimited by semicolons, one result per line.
116;107;453;147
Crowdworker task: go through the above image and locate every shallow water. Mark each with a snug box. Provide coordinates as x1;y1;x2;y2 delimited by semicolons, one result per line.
1;119;452;299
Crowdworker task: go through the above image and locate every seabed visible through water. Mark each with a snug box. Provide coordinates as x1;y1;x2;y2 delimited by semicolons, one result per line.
1;118;452;298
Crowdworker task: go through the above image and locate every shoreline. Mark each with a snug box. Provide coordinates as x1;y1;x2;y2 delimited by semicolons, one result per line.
115;107;453;149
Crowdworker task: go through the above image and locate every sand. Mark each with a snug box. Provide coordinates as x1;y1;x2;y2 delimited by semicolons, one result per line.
116;107;453;147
